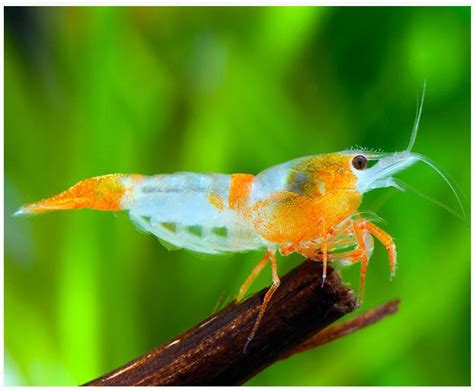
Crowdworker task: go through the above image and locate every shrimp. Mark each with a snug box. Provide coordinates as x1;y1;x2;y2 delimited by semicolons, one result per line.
15;83;464;350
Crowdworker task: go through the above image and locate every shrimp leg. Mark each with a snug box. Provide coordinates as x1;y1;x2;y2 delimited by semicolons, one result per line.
354;220;397;278
244;250;280;353
236;252;271;302
352;221;370;304
364;221;397;278
314;245;368;304
311;220;371;303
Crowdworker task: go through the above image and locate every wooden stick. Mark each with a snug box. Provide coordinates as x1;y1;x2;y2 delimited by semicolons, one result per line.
279;298;400;361
84;261;356;386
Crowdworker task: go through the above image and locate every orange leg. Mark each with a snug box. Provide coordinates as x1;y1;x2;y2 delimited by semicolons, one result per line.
244;251;280;353
236;252;271;302
363;221;397;278
313;248;364;262
349;218;397;304
313;244;367;304
352;221;369;305
279;244;295;256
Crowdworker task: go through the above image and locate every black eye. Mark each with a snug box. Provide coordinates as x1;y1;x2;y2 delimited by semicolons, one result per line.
352;155;368;170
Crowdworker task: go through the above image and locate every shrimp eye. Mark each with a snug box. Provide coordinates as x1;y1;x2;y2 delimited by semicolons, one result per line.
352;155;368;170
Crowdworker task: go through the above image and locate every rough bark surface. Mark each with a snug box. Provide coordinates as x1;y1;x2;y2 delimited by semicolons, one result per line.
85;261;356;386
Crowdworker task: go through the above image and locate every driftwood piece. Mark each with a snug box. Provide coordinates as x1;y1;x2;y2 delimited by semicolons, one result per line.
279;298;400;361
85;261;356;386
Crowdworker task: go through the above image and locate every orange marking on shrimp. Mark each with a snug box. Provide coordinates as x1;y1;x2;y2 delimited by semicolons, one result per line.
252;189;361;245
208;192;224;210
130;174;144;182
229;173;254;210
19;174;126;213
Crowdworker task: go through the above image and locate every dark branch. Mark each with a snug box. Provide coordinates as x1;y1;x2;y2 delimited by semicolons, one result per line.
279;298;400;361
84;261;356;386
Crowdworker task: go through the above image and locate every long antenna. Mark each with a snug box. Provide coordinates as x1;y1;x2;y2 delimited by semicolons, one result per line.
406;80;427;152
393;178;464;221
412;152;466;222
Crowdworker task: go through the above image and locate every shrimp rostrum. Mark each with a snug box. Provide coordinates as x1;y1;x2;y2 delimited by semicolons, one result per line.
16;87;464;348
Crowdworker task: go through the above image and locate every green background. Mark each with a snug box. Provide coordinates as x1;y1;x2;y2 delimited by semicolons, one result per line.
5;6;470;386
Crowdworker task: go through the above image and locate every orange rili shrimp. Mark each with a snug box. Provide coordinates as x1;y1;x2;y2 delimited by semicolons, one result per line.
16;84;463;349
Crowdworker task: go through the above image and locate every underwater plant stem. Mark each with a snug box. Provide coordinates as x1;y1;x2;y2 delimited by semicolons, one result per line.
84;261;356;386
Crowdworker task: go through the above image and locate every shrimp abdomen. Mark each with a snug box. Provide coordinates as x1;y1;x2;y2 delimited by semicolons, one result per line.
123;173;263;254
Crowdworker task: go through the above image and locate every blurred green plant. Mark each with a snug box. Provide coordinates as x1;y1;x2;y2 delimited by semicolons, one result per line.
5;6;470;386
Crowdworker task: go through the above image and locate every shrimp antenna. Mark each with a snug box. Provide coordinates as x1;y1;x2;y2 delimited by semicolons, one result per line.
393;178;464;221
412;153;467;222
406;80;427;152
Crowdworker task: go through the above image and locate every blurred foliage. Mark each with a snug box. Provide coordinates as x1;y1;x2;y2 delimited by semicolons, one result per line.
4;6;470;386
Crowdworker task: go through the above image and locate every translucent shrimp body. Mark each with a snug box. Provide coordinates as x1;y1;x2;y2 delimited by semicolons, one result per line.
14;151;401;349
121;173;264;255
15;153;367;254
17;83;464;350
17;146;462;350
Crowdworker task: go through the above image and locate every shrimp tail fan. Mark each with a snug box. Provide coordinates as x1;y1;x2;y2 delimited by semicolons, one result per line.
14;174;128;216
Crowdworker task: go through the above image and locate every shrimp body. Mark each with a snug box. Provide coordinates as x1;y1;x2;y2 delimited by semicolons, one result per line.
19;84;463;350
20;84;463;348
16;146;455;350
14;150;409;350
17;153;365;257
